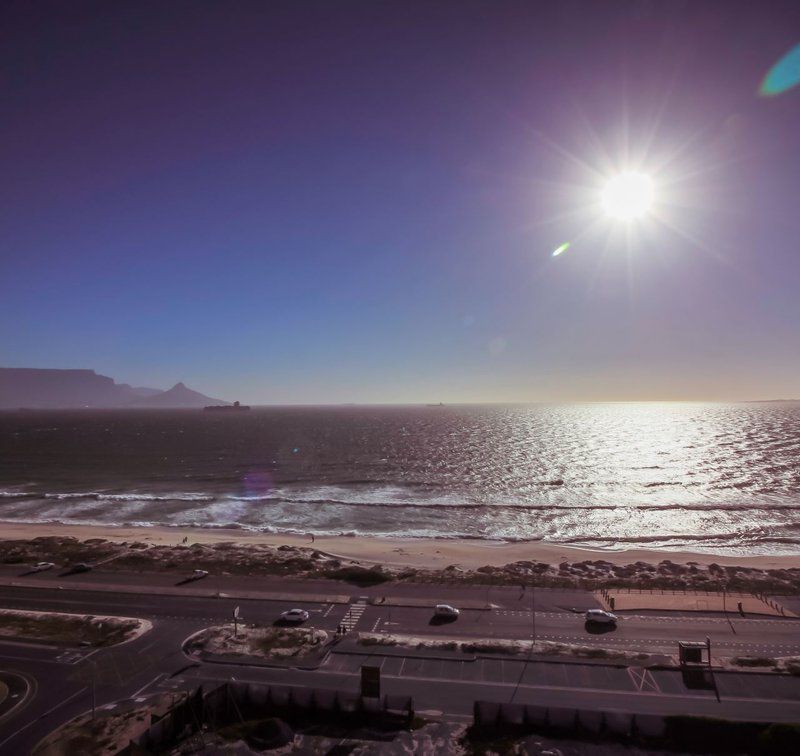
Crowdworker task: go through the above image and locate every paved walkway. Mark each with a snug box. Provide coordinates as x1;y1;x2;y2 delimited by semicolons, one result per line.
594;590;795;617
0;575;350;606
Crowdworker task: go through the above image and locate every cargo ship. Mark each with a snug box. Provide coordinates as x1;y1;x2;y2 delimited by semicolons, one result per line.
203;400;251;411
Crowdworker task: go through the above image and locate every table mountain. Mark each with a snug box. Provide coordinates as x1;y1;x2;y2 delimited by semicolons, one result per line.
0;368;229;408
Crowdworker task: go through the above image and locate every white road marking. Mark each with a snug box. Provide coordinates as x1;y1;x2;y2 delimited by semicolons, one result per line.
0;686;88;750
340;599;368;632
628;667;660;693
131;672;166;699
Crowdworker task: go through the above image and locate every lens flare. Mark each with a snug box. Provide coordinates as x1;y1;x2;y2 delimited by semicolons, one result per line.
241;470;273;499
760;43;800;96
552;242;570;257
601;173;654;220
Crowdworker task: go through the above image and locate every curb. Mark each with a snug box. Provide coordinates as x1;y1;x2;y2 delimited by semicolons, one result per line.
0;671;34;726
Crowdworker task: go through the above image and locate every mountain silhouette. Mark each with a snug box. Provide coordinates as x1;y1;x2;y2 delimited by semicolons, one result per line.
0;368;162;408
129;382;228;407
0;368;230;408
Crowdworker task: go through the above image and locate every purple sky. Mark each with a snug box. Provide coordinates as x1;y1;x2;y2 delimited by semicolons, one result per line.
2;0;799;403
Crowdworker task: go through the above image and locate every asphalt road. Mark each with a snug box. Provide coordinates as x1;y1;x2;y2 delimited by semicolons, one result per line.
1;572;798;656
1;569;799;753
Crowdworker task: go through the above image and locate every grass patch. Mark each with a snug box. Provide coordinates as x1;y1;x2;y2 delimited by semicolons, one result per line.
191;623;328;660
253;627;325;656
575;647;615;659
0;612;138;647
359;636;399;647
424;640;458;651
732;656;777;668
461;641;518;655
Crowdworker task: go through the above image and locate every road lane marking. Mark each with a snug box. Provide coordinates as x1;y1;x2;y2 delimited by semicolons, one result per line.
340;599;368;632
0;685;88;750
131;672;167;699
627;667;661;693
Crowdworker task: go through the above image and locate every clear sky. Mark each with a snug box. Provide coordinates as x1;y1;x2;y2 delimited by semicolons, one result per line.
2;0;799;403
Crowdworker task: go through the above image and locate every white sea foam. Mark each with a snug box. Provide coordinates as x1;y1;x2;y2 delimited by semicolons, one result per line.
4;403;800;554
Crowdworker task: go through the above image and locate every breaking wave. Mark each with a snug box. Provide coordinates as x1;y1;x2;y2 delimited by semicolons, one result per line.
3;402;800;555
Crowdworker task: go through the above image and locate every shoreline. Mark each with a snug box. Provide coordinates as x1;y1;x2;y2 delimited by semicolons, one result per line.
2;521;800;571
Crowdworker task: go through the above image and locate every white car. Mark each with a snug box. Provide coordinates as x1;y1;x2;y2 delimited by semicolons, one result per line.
281;608;310;623
32;561;55;572
585;609;618;625
434;604;460;618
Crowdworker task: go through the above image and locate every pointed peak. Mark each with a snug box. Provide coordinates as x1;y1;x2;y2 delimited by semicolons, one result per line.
130;380;229;407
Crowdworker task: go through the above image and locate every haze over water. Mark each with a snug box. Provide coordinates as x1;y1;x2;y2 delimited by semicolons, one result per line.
1;403;799;555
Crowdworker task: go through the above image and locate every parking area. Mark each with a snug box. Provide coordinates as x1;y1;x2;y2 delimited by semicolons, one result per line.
328;652;641;692
325;649;800;703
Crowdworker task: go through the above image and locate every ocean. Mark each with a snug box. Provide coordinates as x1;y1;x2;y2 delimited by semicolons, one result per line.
1;403;799;555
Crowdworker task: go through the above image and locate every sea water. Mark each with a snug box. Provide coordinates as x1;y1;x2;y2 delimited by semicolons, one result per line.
1;403;799;555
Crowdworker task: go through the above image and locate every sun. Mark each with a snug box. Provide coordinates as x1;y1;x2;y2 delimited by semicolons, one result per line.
601;172;654;220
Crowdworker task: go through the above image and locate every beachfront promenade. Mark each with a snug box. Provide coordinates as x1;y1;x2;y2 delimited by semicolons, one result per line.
1;566;799;752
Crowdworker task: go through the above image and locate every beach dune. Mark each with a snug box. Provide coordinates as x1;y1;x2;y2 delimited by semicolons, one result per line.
2;522;799;572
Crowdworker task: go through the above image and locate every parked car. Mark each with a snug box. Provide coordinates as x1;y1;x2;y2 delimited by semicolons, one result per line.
585;609;618;625
192;569;209;579
69;562;92;574
434;604;460;618
32;561;55;572
280;608;310;623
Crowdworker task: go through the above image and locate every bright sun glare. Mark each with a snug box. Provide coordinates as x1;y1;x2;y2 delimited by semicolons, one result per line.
601;172;654;220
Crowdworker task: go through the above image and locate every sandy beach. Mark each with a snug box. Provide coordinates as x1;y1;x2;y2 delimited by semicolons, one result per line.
2;521;799;571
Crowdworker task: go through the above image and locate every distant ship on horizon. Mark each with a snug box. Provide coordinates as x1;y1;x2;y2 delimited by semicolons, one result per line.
203;400;251;412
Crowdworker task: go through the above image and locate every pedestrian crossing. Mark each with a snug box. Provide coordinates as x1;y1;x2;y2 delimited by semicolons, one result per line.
340;599;368;632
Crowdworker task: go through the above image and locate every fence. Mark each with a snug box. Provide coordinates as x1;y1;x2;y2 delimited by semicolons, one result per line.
473;700;665;739
596;586;788;616
472;700;800;752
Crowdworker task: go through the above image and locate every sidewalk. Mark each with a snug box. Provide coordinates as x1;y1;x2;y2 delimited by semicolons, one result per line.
0;575;350;605
594;589;796;617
